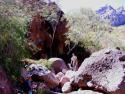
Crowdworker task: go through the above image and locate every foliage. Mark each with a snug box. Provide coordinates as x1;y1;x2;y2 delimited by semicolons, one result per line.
37;59;52;70
99;27;125;51
37;88;50;94
0;3;31;80
65;8;113;52
20;0;61;24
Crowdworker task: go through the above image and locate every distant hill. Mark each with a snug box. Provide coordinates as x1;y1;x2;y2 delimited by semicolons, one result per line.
97;5;125;27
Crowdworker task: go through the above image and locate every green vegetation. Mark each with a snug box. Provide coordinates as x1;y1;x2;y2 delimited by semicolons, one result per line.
65;8;125;52
0;1;63;81
0;3;31;80
37;88;50;94
37;59;52;70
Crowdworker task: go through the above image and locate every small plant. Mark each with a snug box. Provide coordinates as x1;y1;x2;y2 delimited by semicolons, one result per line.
37;88;49;94
37;59;52;70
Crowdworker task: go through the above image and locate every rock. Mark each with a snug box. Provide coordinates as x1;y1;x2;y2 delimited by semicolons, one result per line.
76;48;125;94
60;76;70;87
55;72;65;81
69;90;103;94
0;66;16;94
48;58;68;74
42;72;59;88
119;55;125;61
56;70;76;87
27;2;68;59
31;82;38;91
26;64;59;88
21;67;28;79
62;69;92;90
62;82;72;93
31;82;49;93
74;74;92;89
37;82;49;90
26;64;51;76
31;82;59;94
65;70;76;80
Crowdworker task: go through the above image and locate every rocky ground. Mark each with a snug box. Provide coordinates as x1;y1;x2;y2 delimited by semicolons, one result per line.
0;48;125;94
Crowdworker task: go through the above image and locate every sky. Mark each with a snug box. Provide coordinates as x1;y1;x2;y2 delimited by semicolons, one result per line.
52;0;125;13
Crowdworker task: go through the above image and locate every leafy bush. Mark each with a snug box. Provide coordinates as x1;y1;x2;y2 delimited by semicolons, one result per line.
37;59;52;70
65;8;113;52
0;3;31;80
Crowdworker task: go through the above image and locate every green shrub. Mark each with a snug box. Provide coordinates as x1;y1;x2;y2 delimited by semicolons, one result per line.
37;59;52;70
0;3;31;80
65;8;113;52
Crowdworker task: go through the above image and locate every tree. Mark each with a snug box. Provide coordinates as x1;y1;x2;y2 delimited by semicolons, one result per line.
65;8;112;52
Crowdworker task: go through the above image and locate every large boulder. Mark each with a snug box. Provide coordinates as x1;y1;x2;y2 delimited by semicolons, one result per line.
48;58;68;74
0;66;16;94
42;72;59;88
76;48;125;94
26;64;59;88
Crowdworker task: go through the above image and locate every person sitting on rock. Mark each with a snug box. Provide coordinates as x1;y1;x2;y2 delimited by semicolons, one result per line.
69;53;78;71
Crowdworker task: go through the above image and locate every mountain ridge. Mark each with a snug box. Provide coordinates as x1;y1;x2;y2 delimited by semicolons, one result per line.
97;5;125;27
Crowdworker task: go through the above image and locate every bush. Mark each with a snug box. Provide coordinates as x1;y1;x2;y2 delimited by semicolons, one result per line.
65;8;113;52
37;59;52;70
0;3;31;80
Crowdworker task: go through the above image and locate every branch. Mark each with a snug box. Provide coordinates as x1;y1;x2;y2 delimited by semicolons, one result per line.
67;43;77;55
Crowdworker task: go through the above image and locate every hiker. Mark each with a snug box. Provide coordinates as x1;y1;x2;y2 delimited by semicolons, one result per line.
69;53;78;71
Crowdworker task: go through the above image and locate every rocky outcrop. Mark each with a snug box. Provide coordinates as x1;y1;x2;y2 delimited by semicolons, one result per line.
26;64;59;88
76;48;125;94
20;48;125;94
0;66;16;94
26;1;69;58
48;58;68;74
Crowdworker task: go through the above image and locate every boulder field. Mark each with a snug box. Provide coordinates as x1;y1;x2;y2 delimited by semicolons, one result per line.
19;48;125;94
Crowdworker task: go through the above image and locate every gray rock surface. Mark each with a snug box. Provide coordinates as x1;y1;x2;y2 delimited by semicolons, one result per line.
76;48;125;94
